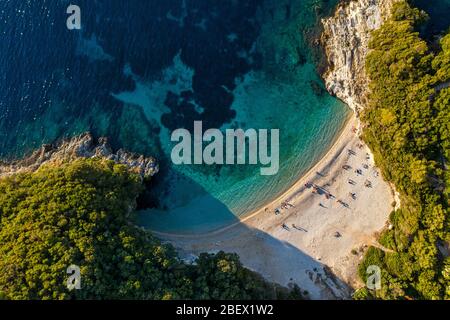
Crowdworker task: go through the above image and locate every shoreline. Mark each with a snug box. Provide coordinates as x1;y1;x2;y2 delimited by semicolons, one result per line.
152;112;355;239
151;0;397;300
155;112;395;299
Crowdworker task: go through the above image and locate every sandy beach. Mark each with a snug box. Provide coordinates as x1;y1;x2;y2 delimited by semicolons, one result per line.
155;113;395;299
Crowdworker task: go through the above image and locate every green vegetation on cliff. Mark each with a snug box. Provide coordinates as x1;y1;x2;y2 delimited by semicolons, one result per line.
0;159;298;300
356;1;450;300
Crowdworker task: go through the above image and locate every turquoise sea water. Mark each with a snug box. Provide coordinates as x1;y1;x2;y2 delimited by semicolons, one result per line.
136;0;450;234
0;0;349;234
4;0;447;235
134;0;351;233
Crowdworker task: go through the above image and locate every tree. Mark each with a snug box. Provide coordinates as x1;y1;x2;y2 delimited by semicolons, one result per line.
0;159;299;300
359;0;449;300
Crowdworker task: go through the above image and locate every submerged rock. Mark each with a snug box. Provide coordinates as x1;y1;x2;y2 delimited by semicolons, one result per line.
0;133;159;180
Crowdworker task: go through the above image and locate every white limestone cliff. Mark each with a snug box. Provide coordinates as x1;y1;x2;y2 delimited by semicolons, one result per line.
321;0;399;114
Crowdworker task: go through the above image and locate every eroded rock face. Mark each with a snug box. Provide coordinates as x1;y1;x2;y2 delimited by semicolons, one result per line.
321;0;399;113
0;133;159;179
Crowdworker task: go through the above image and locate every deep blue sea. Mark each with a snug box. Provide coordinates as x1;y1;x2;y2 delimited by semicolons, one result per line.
1;0;448;234
412;0;450;37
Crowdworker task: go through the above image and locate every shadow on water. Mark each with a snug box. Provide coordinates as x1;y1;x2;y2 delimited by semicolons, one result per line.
136;166;240;234
0;0;356;299
136;168;352;300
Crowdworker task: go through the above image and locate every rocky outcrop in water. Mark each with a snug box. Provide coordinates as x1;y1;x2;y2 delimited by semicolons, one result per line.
321;0;399;113
0;133;159;180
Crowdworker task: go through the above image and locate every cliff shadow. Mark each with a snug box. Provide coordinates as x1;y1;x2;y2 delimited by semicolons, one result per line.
136;168;353;300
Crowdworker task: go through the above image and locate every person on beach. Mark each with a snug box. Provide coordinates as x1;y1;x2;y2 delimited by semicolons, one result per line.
292;224;307;232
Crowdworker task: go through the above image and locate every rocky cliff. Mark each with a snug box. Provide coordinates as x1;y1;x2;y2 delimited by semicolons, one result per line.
0;133;159;180
321;0;399;114
321;0;402;210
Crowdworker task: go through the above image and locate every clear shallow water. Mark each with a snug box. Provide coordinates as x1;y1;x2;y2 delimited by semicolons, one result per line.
1;0;349;234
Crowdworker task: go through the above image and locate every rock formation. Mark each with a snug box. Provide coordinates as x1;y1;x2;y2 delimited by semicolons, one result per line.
321;0;399;114
0;133;159;180
321;0;402;207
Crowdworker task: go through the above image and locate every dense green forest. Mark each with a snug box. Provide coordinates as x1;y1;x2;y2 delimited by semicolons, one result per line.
356;1;450;299
1;0;448;302
0;159;299;300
